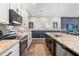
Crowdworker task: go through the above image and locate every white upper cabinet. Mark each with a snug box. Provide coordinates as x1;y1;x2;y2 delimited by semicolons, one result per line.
59;3;79;17
10;3;22;16
10;4;17;12
10;3;29;27
21;9;28;28
16;4;22;16
0;4;9;24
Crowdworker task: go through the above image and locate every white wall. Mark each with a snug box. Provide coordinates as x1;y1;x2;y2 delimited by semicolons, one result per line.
0;4;9;24
29;16;61;30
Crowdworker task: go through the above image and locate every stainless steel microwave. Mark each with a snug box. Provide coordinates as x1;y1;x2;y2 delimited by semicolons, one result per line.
9;9;22;25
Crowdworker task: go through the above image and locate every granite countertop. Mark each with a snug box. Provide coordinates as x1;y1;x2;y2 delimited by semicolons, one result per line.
0;25;32;55
16;32;31;40
0;40;19;55
46;32;79;55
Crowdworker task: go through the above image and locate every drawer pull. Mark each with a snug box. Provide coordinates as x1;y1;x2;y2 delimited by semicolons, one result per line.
6;51;12;56
40;34;42;36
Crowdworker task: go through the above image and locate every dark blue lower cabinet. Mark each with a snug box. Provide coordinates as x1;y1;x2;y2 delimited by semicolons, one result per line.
45;34;55;55
32;31;54;38
32;31;45;38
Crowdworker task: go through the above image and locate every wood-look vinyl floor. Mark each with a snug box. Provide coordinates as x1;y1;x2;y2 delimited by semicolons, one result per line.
27;39;52;56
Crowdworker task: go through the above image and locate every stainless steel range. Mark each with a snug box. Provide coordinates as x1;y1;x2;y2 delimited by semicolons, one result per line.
19;35;28;56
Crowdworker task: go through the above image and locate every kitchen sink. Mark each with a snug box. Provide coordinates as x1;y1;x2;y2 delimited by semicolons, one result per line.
54;34;62;37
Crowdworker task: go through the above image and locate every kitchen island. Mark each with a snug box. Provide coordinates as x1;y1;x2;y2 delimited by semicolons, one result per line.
46;32;79;56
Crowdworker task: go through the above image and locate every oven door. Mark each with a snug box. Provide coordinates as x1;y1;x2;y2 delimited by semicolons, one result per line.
20;36;28;56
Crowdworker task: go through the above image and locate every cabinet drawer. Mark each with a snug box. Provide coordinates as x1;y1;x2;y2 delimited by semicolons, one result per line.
56;43;65;56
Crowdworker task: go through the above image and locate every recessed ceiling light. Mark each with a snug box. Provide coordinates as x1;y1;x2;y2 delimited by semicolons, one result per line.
40;10;43;12
77;10;79;13
32;3;36;5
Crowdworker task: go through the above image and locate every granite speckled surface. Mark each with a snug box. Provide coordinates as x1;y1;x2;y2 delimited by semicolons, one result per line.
16;32;31;39
0;40;19;55
0;31;31;55
46;32;79;55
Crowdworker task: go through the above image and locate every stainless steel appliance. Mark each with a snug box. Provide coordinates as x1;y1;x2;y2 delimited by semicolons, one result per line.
0;31;3;40
2;25;28;56
19;36;28;56
9;9;22;25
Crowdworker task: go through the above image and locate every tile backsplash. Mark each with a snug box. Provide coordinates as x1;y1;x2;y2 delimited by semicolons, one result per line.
28;16;61;30
0;25;27;35
0;24;5;31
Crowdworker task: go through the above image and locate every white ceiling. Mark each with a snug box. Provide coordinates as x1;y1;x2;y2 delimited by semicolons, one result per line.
25;3;79;17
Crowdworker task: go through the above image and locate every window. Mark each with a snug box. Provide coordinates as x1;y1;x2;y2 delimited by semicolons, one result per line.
29;22;33;29
53;22;58;29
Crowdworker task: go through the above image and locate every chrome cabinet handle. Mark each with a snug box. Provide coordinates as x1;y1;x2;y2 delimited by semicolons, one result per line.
6;51;12;56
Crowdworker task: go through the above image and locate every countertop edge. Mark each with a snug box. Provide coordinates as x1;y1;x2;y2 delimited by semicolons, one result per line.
0;40;19;55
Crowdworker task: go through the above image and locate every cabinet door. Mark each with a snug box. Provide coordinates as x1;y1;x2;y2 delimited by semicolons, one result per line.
63;49;73;56
1;42;19;56
50;39;54;55
10;4;16;12
45;35;52;51
21;9;28;28
16;4;22;16
56;43;65;56
0;4;9;24
32;31;45;38
32;31;39;38
10;43;19;56
10;4;22;15
45;34;49;46
56;43;73;56
28;35;32;48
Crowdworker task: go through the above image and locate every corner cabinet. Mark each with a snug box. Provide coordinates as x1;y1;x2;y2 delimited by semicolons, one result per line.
1;42;19;56
0;4;9;24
